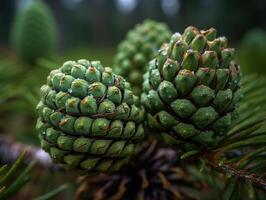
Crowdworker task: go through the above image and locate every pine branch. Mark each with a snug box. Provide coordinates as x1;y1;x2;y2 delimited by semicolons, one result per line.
0;136;59;171
203;152;266;192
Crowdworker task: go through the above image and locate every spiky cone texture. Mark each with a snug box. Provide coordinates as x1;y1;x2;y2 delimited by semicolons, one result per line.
76;138;202;200
141;26;241;153
11;0;56;63
36;59;145;174
113;20;171;95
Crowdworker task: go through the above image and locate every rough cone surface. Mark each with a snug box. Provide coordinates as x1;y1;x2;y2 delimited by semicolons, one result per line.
36;59;145;173
141;26;241;151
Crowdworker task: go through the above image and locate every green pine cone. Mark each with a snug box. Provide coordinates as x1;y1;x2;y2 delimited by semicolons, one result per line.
113;20;171;95
11;0;56;63
141;26;241;152
36;59;145;174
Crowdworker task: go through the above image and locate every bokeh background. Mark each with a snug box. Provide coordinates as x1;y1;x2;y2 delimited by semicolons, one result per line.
1;0;266;64
0;0;266;199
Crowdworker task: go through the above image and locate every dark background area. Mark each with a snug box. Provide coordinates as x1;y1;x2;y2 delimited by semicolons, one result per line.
1;0;266;49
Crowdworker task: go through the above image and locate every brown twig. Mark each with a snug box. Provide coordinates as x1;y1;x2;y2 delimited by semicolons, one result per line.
203;152;266;192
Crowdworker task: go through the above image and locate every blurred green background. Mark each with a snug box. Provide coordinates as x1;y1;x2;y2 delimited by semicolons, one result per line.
0;0;265;199
1;0;266;65
1;0;266;71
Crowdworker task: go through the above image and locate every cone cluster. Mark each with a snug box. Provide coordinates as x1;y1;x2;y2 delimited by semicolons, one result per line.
36;24;242;174
141;26;241;150
113;20;171;94
36;59;145;173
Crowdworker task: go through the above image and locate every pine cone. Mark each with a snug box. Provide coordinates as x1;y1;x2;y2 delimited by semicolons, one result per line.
113;20;171;95
76;138;201;200
36;59;145;173
141;26;241;152
11;0;56;63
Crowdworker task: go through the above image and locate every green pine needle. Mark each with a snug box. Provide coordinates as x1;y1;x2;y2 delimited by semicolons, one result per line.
0;150;26;186
33;184;68;200
0;151;36;200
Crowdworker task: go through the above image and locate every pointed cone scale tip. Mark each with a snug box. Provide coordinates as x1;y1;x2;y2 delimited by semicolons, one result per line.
191;34;207;53
183;26;199;43
202;27;217;41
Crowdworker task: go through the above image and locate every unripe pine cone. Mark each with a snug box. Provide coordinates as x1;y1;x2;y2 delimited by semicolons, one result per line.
141;26;241;152
113;20;171;95
36;59;145;173
11;0;56;63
